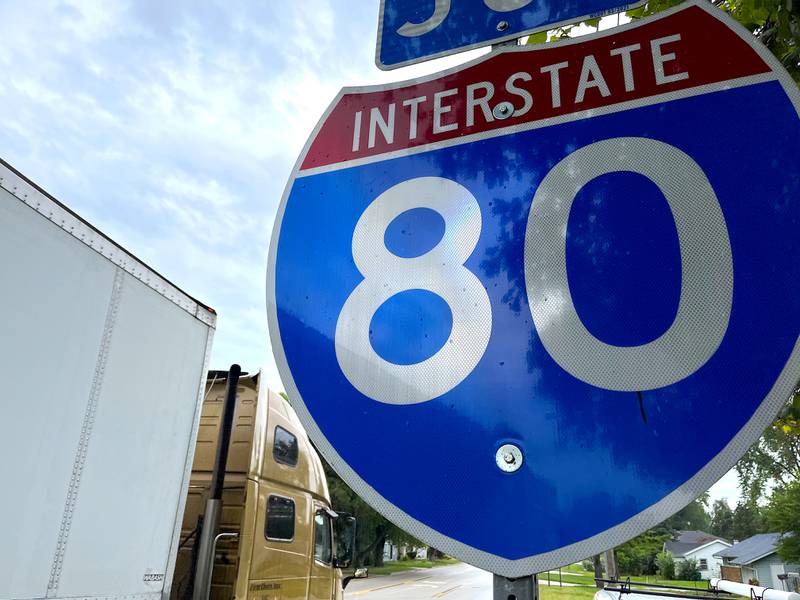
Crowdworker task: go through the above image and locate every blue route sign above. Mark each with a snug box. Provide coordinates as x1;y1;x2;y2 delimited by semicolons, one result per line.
376;0;646;70
270;2;800;577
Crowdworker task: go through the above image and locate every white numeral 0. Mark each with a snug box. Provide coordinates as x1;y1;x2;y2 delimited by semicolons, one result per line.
525;137;733;391
335;177;492;405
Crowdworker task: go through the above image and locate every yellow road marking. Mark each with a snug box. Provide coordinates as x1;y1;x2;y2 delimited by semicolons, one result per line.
348;575;431;596
434;585;462;597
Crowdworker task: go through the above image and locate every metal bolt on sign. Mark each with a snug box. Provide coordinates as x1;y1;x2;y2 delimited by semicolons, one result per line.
496;444;523;472
493;101;515;120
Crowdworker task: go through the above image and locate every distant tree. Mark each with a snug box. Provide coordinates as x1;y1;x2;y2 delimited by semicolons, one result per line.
765;480;800;563
730;501;766;541
710;499;735;540
281;394;423;568
616;526;673;575
656;551;676;580
664;494;711;531
319;451;422;567
426;547;445;560
737;395;800;504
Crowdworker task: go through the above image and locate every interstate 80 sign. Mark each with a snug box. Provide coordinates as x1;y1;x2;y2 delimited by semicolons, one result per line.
268;1;800;577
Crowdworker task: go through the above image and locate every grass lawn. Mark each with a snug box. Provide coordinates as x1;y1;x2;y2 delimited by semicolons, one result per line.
563;564;592;574
343;557;460;577
540;585;598;600
540;572;596;586
628;575;710;590
539;567;708;590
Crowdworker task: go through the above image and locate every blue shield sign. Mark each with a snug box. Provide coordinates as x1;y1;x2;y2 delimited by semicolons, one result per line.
376;0;646;70
269;2;800;576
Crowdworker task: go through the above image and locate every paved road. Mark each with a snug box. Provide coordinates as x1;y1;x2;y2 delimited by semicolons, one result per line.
345;563;586;599
345;563;492;599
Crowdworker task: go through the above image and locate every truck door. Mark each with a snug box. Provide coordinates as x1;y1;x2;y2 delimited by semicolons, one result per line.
308;509;334;600
246;485;312;599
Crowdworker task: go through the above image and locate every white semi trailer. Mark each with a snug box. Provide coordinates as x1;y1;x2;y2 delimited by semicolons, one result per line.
0;159;216;600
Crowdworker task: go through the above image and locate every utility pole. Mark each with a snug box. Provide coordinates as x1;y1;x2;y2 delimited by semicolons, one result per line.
605;549;619;581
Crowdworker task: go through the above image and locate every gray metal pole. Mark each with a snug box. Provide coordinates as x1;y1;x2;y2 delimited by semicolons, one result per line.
192;500;221;600
192;365;241;600
493;574;538;600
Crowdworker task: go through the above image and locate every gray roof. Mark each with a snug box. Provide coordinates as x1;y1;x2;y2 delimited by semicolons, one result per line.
665;531;730;557
713;533;781;565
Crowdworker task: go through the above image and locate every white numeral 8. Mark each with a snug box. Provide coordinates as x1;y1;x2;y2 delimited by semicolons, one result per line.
335;177;492;405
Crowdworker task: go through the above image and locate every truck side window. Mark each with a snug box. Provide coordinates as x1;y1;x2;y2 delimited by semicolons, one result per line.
273;426;299;467
265;495;295;541
314;512;332;565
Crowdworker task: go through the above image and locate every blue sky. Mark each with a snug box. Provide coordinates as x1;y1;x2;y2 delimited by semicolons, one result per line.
0;0;475;382
0;0;740;507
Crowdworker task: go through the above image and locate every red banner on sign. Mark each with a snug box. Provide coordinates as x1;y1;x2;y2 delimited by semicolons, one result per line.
301;5;768;172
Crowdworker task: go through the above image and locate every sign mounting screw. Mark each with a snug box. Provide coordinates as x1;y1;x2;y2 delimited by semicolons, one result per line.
493;101;515;120
496;444;523;473
496;20;510;32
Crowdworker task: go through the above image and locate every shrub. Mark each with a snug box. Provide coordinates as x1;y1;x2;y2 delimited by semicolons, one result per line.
616;549;642;576
656;551;675;580
677;558;701;581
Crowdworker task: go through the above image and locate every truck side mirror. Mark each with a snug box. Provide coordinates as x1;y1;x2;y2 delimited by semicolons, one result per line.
343;568;368;589
332;514;357;569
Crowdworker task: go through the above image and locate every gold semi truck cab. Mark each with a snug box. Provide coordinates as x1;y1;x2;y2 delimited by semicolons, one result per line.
171;372;358;600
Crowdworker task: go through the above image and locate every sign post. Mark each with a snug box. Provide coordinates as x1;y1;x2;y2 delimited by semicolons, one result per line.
269;0;800;582
495;574;538;600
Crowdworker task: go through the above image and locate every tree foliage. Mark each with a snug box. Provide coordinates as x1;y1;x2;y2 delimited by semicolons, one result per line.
529;0;800;85
737;394;800;504
663;494;711;532
628;0;800;84
710;499;735;540
616;528;673;575
656;551;676;579
765;480;800;563
730;500;766;540
615;497;710;576
319;453;423;567
282;394;424;567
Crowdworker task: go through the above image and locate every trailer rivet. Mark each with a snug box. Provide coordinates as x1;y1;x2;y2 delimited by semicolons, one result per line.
495;444;523;473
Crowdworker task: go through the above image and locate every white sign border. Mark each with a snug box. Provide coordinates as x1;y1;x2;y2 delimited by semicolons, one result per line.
268;0;800;577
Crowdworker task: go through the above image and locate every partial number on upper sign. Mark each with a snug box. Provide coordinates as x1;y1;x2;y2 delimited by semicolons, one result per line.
377;0;647;69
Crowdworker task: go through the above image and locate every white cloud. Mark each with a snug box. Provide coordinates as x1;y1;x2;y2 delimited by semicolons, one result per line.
708;468;742;508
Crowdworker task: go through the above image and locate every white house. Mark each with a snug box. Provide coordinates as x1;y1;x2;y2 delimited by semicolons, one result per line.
714;533;800;590
664;531;732;579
